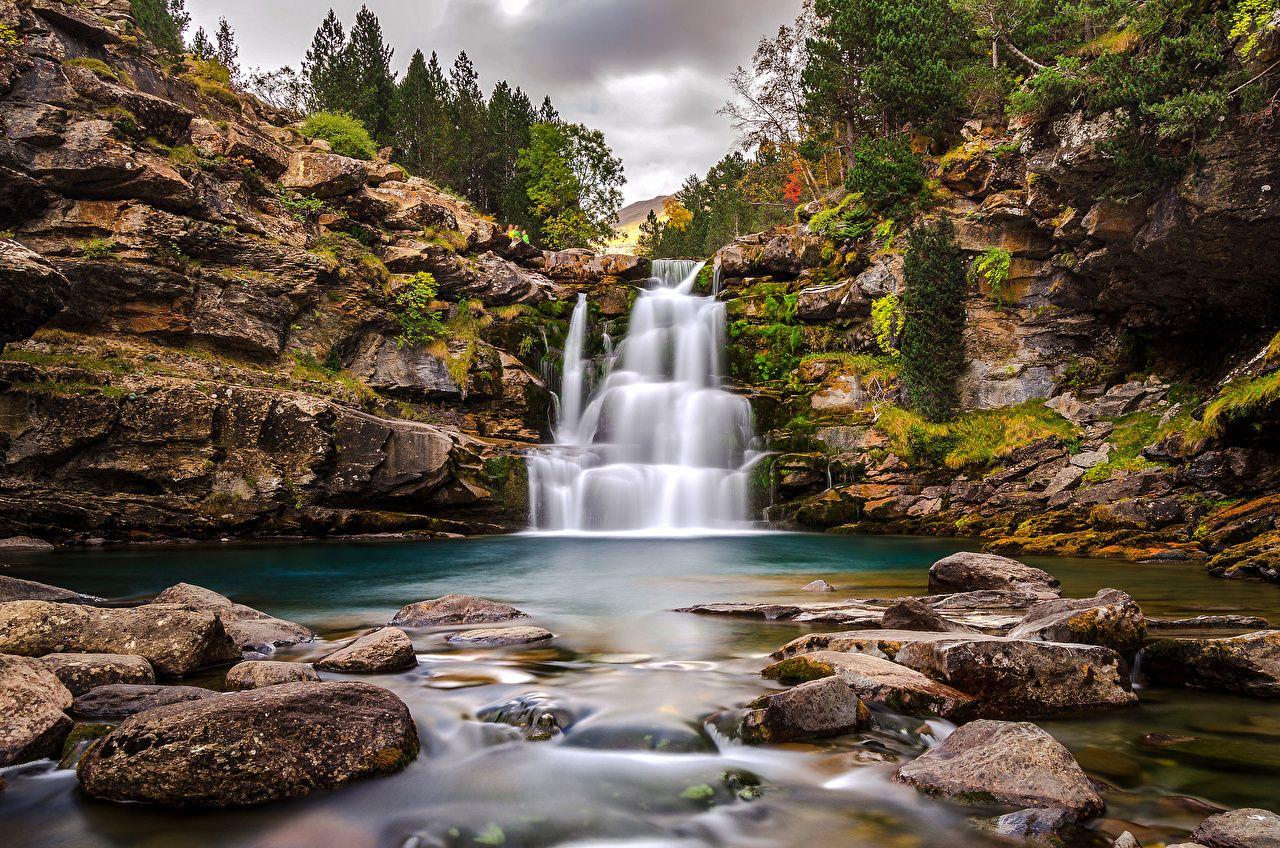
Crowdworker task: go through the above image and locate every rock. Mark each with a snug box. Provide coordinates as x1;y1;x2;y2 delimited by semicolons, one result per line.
1112;832;1142;848
72;683;219;719
1006;589;1147;654
986;807;1078;840
894;638;1138;718
1191;808;1280;848
1142;631;1280;697
1148;615;1271;631
314;628;417;673
0;535;55;551
1070;450;1110;469
0;601;241;676
224;661;320;691
772;629;1006;661
881;598;980;634
929;551;1061;596
763;651;974;719
390;594;528;627
0;654;73;766
0;575;101;604
739;676;870;744
443;626;553;647
39;653;154;696
0;238;69;345
78;681;419;807
894;720;1105;818
154;583;313;653
281;151;367;198
801;579;837;592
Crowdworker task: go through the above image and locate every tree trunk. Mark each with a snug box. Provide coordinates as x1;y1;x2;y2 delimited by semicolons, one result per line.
991;38;999;70
1000;35;1048;72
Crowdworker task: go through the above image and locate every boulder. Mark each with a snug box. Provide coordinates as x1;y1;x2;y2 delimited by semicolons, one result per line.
1142;631;1280;697
929;552;1061;596
894;638;1137;718
0;654;73;766
73;684;219;719
78;682;419;807
154;583;313;653
894;720;1105;818
0;601;241;676
281;151;366;198
1007;589;1147;654
801;579;836;592
984;807;1078;841
1191;808;1280;848
0;239;69;345
444;626;553;648
224;661;320;691
771;629;1005;661
881;598;980;634
739;676;870;744
39;653;155;696
315;628;417;673
0;535;56;551
390;594;528;627
763;651;974;719
0;575;101;604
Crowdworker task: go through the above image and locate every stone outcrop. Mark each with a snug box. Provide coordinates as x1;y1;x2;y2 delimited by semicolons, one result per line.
0;653;73;766
0;600;240;676
224;660;320;691
1141;631;1280;697
390;594;528;627
39;652;154;695
154;583;313;653
72;683;218;718
894;720;1105;819
738;676;870;744
1006;588;1147;654
0;574;101;604
1191;808;1280;848
314;627;417;673
444;626;553;647
763;651;974;719
78;681;419;807
928;552;1061;596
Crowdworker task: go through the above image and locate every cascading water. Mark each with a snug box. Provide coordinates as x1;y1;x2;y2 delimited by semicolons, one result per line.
527;260;760;533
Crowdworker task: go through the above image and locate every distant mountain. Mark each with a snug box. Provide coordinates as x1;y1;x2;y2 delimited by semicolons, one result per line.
607;195;672;254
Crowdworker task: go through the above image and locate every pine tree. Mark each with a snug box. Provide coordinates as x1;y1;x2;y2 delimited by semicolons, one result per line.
215;17;239;82
395;50;448;177
189;26;213;60
899;218;968;422
637;210;664;258
447;52;489;201
304;9;351;114
129;0;189;55
485;82;537;227
537;95;560;124
345;5;397;143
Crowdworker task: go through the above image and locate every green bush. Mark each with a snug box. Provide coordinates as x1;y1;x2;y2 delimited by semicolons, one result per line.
181;58;239;107
300;113;379;161
277;187;326;221
395;273;446;348
871;294;902;357
845;134;924;218
969;248;1012;307
899;218;966;422
81;238;116;259
1006;59;1085;118
809;194;873;241
129;0;187;55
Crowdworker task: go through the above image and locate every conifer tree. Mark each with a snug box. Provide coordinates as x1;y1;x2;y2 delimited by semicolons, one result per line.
345;5;397;143
215;17;239;82
395;50;452;178
189;26;213;61
899;218;968;422
447;52;490;202
303;9;351;114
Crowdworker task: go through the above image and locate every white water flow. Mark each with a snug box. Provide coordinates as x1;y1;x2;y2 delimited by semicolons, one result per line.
528;260;759;533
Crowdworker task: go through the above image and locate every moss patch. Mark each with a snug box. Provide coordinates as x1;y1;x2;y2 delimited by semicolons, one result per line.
877;401;1077;471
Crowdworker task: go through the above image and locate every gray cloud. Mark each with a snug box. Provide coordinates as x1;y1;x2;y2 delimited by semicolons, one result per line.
187;0;803;202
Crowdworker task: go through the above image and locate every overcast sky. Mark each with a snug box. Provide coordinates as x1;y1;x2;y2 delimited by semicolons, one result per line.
187;0;804;204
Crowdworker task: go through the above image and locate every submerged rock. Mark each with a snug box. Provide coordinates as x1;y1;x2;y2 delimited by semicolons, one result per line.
771;629;1005;661
739;676;870;744
444;626;553;647
894;637;1137;718
78;682;419;807
0;601;240;676
315;627;418;673
983;807;1078;841
154;583;314;653
224;661;320;691
801;579;837;592
0;575;101;604
390;594;529;627
1142;631;1280;697
763;651;974;719
1007;589;1146;654
929;552;1061;596
479;692;579;741
73;684;218;719
881;598;980;634
894;720;1105;818
1191;808;1280;848
40;653;155;696
0;654;73;767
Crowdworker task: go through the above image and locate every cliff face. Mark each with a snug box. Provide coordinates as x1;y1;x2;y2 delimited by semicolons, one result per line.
0;0;648;542
715;105;1280;578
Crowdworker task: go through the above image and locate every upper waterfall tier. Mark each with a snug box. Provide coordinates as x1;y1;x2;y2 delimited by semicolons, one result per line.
527;260;759;533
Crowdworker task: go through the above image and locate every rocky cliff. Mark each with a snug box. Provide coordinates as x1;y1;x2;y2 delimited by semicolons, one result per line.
0;0;648;542
713;103;1280;580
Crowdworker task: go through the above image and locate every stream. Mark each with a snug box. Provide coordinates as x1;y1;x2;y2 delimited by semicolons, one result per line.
2;533;1278;848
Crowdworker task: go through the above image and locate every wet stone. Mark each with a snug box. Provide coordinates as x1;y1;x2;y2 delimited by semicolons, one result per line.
315;627;418;673
72;684;219;719
224;660;320;691
39;653;155;696
390;594;528;627
739;676;871;745
444;626;554;648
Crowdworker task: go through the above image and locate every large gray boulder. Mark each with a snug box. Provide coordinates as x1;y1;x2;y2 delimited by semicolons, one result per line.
881;598;981;634
39;653;155;696
154;583;314;653
895;720;1105;819
0;601;241;676
763;651;974;719
224;661;320;691
72;684;219;719
1007;588;1147;654
0;654;73;766
894;638;1137;718
1142;631;1280;697
390;594;528;628
315;628;417;673
772;629;1004;662
78;682;419;807
929;552;1061;596
739;676;870;744
1192;808;1280;848
444;626;553;648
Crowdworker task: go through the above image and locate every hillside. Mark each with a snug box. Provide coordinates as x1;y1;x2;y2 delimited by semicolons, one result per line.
604;194;670;254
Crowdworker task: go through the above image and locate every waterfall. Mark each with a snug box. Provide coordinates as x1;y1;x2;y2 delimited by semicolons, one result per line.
527;260;759;533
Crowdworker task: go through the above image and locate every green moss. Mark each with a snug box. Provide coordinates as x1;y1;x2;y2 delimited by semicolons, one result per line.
10;380;127;399
1198;370;1280;440
877;401;1077;471
1083;410;1163;484
680;783;716;801
81;237;116;259
422;225;468;253
63;57;121;83
180;59;239;108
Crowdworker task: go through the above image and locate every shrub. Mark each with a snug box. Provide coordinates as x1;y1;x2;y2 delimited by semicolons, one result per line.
845;134;924;218
809;194;873;241
1006;59;1085;118
63;57;119;83
181;58;239;107
969;248;1012;307
871;294;903;357
276;187;325;221
81;238;116;259
300;113;378;161
129;0;186;55
0;23;19;50
899;218;966;422
395;273;446;348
